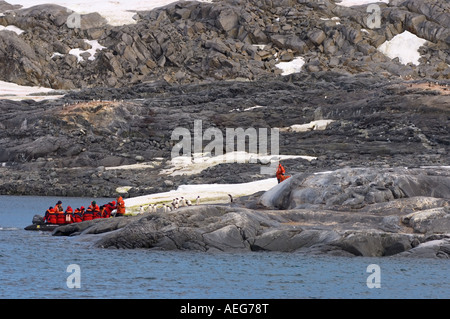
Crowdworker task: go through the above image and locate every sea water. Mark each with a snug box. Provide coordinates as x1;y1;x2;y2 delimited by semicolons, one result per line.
0;195;448;299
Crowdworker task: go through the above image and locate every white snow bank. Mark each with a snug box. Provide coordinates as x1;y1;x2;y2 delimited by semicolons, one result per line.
337;0;389;7
276;57;306;76
377;31;427;66
279;120;335;132
5;0;213;26
69;39;106;62
229;105;265;112
0;25;25;35
161;151;316;176
0;80;59;101
125;177;278;209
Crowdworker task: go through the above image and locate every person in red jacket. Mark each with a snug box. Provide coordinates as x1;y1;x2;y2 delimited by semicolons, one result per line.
82;205;93;221
43;207;57;224
56;210;66;225
276;163;290;184
54;200;64;214
64;206;74;224
53;200;65;224
102;201;116;218
73;208;83;223
88;201;102;219
116;197;126;217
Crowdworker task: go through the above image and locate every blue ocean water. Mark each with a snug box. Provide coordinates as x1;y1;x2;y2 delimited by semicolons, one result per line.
0;195;448;299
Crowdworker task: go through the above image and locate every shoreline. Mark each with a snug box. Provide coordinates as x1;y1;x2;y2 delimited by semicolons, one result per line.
44;166;450;259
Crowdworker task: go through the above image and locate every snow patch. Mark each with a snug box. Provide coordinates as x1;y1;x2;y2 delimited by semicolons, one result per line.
336;0;389;7
244;105;264;112
161;151;316;177
69;39;106;63
51;52;64;58
276;57;305;75
279;120;335;132
0;25;25;35
0;80;57;101
125;177;279;208
377;31;427;66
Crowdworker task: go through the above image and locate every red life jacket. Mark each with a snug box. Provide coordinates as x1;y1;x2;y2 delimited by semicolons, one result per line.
102;203;113;218
87;204;101;219
73;209;83;223
83;209;93;221
94;207;102;219
54;204;64;213
56;212;66;225
44;208;56;224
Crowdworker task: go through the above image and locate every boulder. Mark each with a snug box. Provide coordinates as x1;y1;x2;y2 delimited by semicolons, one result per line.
259;167;450;210
307;29;326;46
402;207;450;234
216;8;239;33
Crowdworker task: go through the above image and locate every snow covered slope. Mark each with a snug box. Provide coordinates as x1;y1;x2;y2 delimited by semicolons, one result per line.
4;0;212;26
0;80;61;101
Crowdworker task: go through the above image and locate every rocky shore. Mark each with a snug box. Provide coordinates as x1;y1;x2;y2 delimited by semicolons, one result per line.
51;167;450;258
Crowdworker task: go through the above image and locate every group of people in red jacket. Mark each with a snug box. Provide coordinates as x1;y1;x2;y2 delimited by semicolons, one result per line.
43;197;126;225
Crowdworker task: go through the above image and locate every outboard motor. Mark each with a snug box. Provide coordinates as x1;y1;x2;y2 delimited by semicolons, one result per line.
32;214;45;225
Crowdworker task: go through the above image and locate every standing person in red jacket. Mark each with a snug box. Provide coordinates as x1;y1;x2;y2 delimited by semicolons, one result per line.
115;197;126;217
276;163;290;184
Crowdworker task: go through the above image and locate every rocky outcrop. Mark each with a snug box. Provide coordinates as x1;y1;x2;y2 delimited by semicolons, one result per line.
52;167;450;258
0;0;449;89
259;167;450;210
0;72;448;197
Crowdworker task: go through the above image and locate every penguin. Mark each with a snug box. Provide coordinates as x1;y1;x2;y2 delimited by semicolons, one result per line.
174;198;179;209
186;199;192;206
139;206;144;214
196;196;200;205
180;197;186;207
